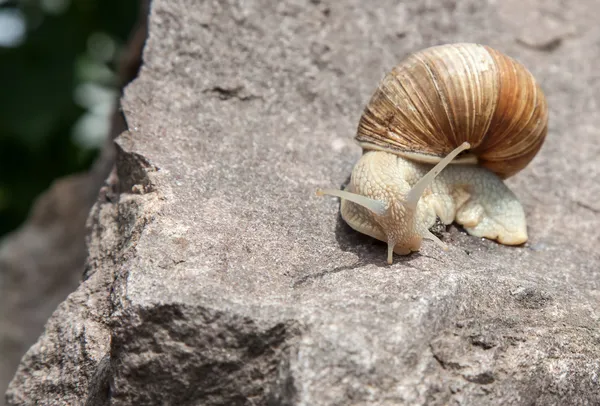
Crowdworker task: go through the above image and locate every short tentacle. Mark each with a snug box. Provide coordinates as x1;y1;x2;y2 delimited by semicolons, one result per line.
423;229;449;251
387;239;396;264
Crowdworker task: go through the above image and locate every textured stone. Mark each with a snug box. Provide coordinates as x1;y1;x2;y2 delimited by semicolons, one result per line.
0;173;99;405
0;3;147;404
6;0;600;405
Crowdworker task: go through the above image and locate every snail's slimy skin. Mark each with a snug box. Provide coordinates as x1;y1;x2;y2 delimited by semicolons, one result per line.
318;143;528;263
339;150;527;262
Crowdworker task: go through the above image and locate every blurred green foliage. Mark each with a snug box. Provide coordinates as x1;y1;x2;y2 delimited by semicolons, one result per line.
0;0;138;236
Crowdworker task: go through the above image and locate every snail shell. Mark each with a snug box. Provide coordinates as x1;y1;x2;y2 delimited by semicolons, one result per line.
356;43;548;179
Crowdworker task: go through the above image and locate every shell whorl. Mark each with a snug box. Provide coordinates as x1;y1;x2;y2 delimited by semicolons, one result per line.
356;43;548;178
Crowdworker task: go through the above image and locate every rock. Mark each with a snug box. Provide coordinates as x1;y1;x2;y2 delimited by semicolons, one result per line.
6;0;600;405
0;3;148;404
0;173;100;404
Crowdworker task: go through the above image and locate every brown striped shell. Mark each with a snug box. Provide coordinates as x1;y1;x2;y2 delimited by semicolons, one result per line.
356;43;548;179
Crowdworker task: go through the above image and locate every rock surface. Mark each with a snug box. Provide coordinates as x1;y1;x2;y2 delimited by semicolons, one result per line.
6;0;600;405
0;4;147;404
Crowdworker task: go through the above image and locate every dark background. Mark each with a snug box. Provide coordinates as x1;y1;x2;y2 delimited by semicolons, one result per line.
0;0;138;237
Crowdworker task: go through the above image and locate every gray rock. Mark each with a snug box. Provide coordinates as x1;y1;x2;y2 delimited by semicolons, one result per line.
7;0;600;405
0;3;147;403
0;173;101;405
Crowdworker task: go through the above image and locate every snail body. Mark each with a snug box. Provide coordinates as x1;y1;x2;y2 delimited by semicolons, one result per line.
318;43;548;264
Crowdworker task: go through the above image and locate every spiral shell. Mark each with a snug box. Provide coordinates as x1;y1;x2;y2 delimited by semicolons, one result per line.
356;43;548;178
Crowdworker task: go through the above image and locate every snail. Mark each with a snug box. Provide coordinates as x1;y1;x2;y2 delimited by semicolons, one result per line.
317;43;548;264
